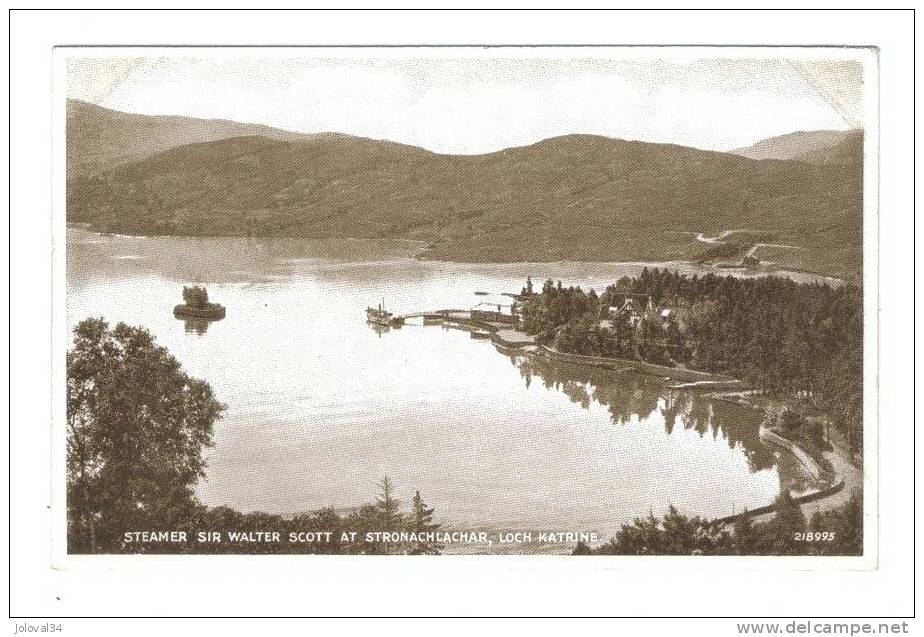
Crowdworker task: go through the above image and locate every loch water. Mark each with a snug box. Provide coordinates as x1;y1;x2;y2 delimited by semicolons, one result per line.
67;226;825;540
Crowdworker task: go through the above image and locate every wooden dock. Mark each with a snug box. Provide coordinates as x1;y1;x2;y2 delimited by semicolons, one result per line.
396;308;536;349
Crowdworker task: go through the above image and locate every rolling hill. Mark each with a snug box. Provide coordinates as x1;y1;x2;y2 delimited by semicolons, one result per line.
66;99;313;176
66;129;863;279
731;129;863;165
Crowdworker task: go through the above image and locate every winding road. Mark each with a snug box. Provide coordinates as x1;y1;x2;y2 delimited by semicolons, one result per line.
694;230;804;259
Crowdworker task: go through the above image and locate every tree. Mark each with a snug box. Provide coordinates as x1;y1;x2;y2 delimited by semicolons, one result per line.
66;318;225;552
524;275;533;296
376;476;402;532
732;512;755;554
760;491;807;554
182;285;209;308
595;506;730;555
774;491;806;531
571;541;593;555
408;490;442;555
808;490;863;556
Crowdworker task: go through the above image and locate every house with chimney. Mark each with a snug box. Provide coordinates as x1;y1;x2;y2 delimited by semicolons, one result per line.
602;293;654;329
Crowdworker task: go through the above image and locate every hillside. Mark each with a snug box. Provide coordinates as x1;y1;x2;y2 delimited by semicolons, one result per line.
796;130;864;165
67;132;863;280
66;99;313;176
731;129;863;165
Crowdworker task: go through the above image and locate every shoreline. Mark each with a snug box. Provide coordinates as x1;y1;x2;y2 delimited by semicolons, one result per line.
536;344;743;384
420;316;856;527
705;389;861;524
524;340;857;524
73;223;859;539
66;223;848;285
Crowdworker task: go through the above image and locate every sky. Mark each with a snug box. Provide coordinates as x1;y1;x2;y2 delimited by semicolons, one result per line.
67;53;864;154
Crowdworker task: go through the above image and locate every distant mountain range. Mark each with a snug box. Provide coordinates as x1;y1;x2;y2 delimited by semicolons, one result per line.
66;100;864;280
731;129;863;165
67;100;313;176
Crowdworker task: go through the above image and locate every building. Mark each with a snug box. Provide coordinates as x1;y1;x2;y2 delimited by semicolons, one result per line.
658;306;687;331
603;293;653;328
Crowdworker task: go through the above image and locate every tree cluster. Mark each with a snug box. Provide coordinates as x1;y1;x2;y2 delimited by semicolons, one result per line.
163;477;442;555
66;319;440;554
576;490;862;557
520;268;863;453
182;285;210;308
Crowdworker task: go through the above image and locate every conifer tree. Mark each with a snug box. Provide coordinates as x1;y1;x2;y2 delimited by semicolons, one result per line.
408;490;442;555
375;476;401;532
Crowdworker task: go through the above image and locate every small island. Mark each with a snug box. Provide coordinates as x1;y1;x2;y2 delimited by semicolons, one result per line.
173;285;226;320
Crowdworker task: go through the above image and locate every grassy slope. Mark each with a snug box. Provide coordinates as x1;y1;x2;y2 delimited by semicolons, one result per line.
67;99;313;176
67;131;863;280
731;129;863;164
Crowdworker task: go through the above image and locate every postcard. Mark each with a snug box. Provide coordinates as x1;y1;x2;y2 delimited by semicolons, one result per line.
58;46;876;560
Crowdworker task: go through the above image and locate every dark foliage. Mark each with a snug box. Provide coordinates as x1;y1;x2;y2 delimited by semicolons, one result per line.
67;318;225;552
67;318;441;554
582;491;862;556
521;268;863;454
182;285;210;308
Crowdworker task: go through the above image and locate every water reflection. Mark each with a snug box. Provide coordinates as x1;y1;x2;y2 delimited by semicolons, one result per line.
512;354;808;482
67;230;425;287
367;323;392;337
68;226;815;530
183;318;213;336
520;357;753;447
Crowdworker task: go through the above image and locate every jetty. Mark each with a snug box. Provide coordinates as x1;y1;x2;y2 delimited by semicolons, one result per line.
390;308;537;349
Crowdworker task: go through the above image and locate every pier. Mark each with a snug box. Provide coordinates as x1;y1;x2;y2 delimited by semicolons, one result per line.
392;309;537;349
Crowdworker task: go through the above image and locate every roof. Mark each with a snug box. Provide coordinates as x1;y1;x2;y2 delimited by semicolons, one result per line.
608;299;646;316
472;301;513;311
473;293;513;306
612;292;651;302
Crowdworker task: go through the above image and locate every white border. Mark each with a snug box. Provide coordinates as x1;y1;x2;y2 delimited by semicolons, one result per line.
8;8;915;622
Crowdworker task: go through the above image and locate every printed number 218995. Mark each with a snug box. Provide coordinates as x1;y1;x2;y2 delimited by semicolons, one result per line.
794;531;836;542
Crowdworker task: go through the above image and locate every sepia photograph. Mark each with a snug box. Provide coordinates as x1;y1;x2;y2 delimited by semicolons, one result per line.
61;47;873;558
8;6;919;628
